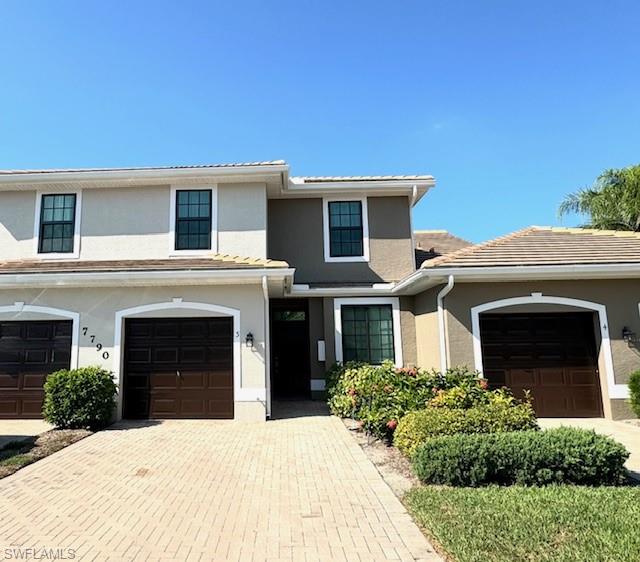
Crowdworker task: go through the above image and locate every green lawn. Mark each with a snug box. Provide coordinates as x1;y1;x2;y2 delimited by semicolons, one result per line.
404;485;640;562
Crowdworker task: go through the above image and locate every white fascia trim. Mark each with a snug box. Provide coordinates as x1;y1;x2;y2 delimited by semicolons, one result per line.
112;300;265;420
33;189;83;260
0;164;290;188
288;283;395;297
471;294;627;400
395;263;640;294
334;297;403;368
169;185;218;256
0;303;80;369
322;197;370;263
0;268;295;289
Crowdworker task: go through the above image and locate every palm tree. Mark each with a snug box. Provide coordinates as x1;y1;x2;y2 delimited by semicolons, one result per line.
558;165;640;231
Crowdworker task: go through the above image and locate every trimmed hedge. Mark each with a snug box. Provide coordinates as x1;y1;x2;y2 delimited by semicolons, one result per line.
412;427;630;486
43;366;117;430
629;370;640;418
394;402;538;457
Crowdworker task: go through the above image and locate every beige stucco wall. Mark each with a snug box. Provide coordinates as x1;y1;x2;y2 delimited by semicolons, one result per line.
0;183;268;262
420;279;640;420
218;183;267;258
268;197;415;284
0;191;36;260
0;284;268;421
414;287;441;371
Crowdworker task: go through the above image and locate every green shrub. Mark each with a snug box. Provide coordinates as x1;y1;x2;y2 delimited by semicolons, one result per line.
326;362;481;438
43;366;117;430
628;370;640;417
394;401;538;457
412;427;630;486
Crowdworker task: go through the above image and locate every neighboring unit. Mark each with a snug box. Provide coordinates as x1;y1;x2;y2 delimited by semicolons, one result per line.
0;163;638;421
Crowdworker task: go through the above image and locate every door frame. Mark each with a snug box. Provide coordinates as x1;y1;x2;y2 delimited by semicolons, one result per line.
269;299;311;399
470;293;625;400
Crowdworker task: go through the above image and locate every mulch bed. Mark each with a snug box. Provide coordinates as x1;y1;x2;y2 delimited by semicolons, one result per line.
0;429;92;479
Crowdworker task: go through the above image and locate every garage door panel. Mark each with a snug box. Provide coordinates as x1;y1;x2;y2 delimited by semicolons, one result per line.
124;317;234;419
508;369;536;386
153;347;179;363
151;372;180;390
481;312;602;417
0;320;72;418
0;400;19;415
23;373;47;390
538;368;567;386
0;374;19;389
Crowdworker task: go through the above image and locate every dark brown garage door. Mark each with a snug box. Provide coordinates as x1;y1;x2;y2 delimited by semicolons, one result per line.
480;312;603;417
0;321;72;418
123;317;233;419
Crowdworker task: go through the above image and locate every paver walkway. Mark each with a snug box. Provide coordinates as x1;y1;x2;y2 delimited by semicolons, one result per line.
0;403;440;561
539;417;640;478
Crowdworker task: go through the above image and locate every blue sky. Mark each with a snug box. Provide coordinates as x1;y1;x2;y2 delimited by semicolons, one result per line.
1;1;639;242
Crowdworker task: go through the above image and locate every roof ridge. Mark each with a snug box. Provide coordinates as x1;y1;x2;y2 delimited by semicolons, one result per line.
548;226;640;238
420;227;538;268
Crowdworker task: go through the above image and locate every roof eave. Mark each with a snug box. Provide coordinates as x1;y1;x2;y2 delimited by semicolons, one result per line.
0;164;291;190
0;267;295;289
394;263;640;295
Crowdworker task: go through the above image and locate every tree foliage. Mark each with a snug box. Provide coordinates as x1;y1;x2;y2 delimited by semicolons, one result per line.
558;165;640;231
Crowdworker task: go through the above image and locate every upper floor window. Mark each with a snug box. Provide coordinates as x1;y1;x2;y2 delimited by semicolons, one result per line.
38;194;77;254
175;189;212;251
323;197;370;263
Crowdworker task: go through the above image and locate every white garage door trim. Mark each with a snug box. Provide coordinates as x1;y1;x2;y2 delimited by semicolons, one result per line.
113;300;264;420
0;302;79;369
471;293;627;400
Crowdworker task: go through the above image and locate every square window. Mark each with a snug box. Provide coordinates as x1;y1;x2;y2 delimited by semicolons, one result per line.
341;305;395;364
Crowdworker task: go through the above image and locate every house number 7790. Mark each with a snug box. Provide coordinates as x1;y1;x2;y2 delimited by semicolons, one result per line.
82;327;110;360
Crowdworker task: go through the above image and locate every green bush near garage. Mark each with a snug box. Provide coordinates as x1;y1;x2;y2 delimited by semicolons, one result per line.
628;370;640;417
326;361;483;439
393;399;538;457
412;427;629;487
43;366;117;430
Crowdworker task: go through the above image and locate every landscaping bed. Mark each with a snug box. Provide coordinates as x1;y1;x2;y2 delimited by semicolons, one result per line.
329;361;635;562
0;429;92;479
405;484;640;562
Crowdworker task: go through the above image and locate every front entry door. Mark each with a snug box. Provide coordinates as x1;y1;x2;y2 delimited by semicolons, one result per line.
270;300;311;399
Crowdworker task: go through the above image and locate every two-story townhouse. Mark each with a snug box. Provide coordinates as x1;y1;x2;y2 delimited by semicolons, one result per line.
1;160;639;423
0;162;432;421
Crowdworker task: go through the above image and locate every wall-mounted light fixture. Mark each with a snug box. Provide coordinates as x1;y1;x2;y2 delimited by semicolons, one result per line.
245;332;254;348
622;326;636;343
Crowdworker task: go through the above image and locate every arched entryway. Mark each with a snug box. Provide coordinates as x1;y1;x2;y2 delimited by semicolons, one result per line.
470;294;624;417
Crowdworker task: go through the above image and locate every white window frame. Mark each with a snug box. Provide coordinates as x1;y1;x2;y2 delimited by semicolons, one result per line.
334;296;403;367
169;185;218;256
323;196;370;263
33;190;82;260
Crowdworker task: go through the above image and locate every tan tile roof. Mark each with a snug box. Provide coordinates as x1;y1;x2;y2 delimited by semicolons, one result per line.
0;254;289;274
0;161;286;175
414;230;472;267
420;226;640;268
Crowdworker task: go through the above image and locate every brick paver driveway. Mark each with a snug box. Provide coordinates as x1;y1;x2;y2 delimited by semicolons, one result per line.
0;403;440;562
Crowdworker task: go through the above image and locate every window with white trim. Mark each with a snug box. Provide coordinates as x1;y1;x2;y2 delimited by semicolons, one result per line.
38;194;77;254
174;189;212;251
341;304;395;364
323;197;369;262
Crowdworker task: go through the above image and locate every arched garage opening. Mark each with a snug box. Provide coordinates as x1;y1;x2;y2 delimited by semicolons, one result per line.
470;294;621;418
